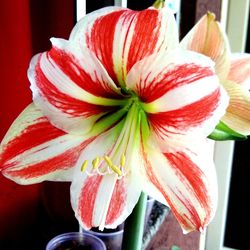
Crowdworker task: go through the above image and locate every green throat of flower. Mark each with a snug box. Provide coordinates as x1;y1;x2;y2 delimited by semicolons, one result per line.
81;94;150;178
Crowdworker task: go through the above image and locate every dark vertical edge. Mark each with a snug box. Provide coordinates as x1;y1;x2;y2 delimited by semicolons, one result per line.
73;0;77;24
127;0;155;10
86;0;114;13
179;0;197;39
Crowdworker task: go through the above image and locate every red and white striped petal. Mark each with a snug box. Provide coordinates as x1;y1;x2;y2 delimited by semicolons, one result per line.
0;104;92;184
127;50;229;139
70;124;141;230
180;12;231;80
70;6;124;42
138;139;217;233
227;53;250;89
221;80;250;135
70;6;178;85
28;38;124;135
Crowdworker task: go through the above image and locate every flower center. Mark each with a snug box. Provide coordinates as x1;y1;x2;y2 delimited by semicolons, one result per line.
80;102;142;178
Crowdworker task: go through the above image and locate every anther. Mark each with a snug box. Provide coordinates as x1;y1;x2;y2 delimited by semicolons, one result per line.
104;156;113;168
110;164;122;176
81;160;88;172
92;157;100;169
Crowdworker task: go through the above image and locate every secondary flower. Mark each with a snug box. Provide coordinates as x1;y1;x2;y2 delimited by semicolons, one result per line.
0;6;228;233
181;12;250;136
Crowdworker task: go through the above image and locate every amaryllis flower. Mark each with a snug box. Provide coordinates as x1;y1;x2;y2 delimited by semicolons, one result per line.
0;6;228;233
181;12;250;137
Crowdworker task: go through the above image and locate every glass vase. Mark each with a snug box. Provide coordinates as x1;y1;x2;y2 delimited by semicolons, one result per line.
46;232;106;250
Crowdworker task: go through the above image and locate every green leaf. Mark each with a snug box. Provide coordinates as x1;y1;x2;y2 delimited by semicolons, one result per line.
208;121;247;141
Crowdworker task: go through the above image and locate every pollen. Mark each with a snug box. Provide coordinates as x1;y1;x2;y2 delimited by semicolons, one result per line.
104;156;113;168
81;153;126;178
92;157;100;169
81;160;88;172
104;155;124;177
110;164;122;176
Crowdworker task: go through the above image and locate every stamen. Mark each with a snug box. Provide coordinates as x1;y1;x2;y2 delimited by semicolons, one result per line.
92;157;100;169
81;160;88;172
104;156;113;168
104;155;123;176
80;153;126;177
120;154;126;167
110;164;122;176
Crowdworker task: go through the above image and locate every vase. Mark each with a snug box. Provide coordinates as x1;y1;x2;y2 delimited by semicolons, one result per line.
86;227;124;250
46;232;106;250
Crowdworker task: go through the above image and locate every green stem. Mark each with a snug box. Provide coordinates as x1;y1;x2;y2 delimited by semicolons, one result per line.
121;192;147;250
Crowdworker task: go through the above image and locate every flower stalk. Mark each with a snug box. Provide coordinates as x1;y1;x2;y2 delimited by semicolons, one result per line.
121;192;147;250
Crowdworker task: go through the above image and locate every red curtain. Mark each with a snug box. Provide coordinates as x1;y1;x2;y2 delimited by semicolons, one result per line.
0;0;74;247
